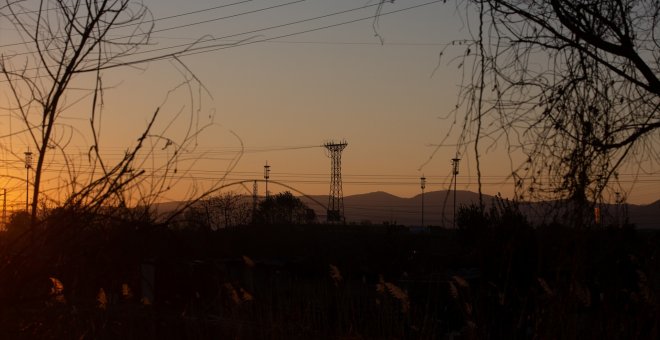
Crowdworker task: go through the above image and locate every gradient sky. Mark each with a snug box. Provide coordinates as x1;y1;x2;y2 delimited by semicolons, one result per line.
1;0;658;208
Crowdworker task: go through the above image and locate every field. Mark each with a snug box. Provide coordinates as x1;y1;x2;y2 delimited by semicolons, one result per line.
0;218;658;339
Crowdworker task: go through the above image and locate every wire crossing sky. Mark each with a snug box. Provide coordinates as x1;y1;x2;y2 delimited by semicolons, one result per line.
0;0;658;206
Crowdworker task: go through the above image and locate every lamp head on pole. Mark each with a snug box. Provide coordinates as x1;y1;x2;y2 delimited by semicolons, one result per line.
24;150;33;169
451;158;460;175
264;162;270;180
420;176;426;190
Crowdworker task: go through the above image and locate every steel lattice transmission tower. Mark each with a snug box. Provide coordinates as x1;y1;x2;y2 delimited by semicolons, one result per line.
324;140;347;223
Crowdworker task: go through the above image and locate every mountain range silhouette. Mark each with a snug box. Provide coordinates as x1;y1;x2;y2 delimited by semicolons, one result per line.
301;190;659;229
154;190;658;229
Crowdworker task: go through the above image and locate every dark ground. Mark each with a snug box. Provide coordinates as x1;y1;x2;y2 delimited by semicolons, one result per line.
0;221;658;339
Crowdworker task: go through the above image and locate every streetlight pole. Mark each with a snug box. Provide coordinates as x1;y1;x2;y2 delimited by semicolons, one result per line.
1;189;5;230
264;161;270;199
24;150;33;212
615;192;622;228
451;157;460;228
420;175;426;227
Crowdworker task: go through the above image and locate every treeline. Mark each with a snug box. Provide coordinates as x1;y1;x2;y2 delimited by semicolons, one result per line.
173;191;317;230
0;198;657;339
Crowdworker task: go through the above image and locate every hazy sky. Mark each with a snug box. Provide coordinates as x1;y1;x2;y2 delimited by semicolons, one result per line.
1;0;658;207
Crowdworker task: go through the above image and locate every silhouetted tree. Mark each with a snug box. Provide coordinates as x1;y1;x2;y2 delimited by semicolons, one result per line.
0;0;221;223
408;0;660;224
0;0;146;221
4;211;31;241
254;191;317;225
181;192;252;230
0;0;234;322
214;192;252;228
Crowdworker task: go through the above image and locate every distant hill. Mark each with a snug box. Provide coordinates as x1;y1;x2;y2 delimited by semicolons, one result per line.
302;191;659;229
302;190;493;227
627;200;660;229
153;190;659;229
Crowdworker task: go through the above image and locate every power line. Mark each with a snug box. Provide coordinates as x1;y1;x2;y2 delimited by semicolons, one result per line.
137;0;389;52
0;0;258;49
1;156;659;183
150;37;456;47
1;0;444;75
101;0;445;70
135;0;256;26
148;0;306;35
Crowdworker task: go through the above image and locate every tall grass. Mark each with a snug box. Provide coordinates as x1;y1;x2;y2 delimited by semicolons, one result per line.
0;206;657;339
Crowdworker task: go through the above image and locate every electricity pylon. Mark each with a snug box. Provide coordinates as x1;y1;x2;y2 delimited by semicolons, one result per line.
324;141;347;223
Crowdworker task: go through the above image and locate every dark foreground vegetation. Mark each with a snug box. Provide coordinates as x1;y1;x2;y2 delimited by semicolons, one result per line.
0;206;658;340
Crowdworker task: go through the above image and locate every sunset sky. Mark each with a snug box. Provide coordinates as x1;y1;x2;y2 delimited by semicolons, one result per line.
1;0;658;209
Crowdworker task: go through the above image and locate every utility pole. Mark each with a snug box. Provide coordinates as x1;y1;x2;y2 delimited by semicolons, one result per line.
252;180;258;223
420;175;426;227
615;191;624;228
24;150;33;212
451;157;460;228
264;162;270;199
1;189;6;230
